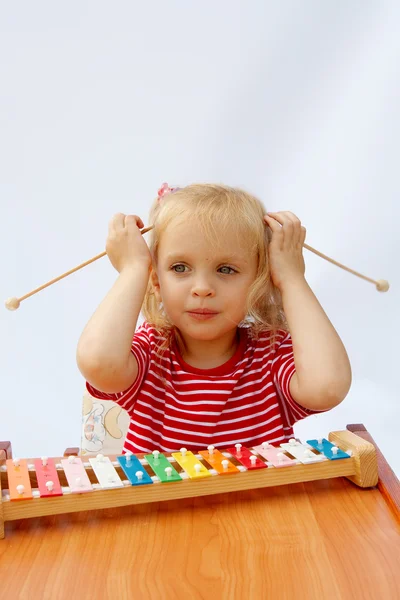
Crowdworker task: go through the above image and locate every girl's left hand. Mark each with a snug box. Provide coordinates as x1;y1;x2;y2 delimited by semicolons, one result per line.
263;211;306;290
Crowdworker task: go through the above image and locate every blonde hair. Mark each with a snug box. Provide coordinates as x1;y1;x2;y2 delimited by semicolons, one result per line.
141;183;288;355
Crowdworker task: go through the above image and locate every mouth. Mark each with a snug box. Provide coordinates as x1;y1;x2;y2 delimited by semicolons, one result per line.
187;309;219;315
187;309;219;320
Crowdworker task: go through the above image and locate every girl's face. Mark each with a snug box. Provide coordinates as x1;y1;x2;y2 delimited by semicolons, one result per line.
152;218;258;342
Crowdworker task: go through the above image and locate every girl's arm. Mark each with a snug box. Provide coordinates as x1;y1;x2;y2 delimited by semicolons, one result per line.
281;277;352;411
76;264;150;393
76;213;152;393
264;211;352;411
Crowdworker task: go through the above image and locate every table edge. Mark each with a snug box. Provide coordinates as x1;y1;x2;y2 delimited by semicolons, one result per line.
347;423;400;521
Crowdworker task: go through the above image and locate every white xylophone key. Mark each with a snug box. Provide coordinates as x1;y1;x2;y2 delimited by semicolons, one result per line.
89;455;124;489
280;440;326;464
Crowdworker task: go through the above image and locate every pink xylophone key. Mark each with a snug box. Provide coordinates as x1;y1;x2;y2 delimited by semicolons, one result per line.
252;442;298;467
61;456;93;493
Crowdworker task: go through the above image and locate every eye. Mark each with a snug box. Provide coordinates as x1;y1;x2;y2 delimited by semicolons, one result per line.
219;266;236;275
171;264;187;273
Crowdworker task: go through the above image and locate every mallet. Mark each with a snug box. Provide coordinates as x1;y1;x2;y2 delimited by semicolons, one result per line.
4;226;389;311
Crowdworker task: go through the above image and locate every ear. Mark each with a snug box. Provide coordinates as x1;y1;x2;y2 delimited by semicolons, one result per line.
150;266;162;302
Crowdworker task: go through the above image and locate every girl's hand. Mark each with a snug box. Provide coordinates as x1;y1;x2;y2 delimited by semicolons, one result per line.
106;213;152;273
263;211;306;290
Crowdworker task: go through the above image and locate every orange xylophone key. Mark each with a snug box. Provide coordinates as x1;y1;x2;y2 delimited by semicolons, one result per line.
199;445;239;474
6;458;33;501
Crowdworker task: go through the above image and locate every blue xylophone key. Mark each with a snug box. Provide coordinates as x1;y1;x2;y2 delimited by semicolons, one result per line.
117;454;154;485
307;438;350;460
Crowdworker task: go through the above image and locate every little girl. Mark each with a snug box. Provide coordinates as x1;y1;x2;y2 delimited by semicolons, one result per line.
76;183;352;454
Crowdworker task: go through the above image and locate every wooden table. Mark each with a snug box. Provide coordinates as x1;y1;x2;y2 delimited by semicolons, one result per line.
0;425;399;599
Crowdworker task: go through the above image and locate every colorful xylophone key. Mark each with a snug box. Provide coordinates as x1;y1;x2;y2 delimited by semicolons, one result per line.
252;442;298;468
172;448;211;479
280;439;327;464
145;451;182;482
89;454;124;489
306;438;351;460
225;444;268;469
34;457;63;497
199;445;239;474
6;458;33;501
61;455;93;493
117;452;154;486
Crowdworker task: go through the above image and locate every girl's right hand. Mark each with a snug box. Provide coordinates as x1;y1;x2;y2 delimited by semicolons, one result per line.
106;213;152;273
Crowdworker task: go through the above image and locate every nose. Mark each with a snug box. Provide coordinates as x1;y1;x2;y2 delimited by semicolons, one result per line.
191;275;215;298
192;288;214;298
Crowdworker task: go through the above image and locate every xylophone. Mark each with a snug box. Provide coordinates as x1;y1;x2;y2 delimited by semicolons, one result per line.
0;429;378;539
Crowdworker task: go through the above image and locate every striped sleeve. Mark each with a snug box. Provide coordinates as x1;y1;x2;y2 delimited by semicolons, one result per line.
270;331;324;427
85;322;150;413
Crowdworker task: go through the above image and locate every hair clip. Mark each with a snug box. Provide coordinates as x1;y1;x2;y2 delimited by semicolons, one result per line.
157;183;180;203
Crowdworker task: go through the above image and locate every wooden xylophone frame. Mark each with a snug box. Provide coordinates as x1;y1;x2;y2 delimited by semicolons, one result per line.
0;429;378;539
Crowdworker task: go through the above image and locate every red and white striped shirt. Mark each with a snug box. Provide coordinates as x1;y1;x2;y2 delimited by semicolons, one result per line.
86;321;321;454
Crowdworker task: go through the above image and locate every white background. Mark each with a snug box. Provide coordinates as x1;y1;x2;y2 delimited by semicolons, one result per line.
1;2;399;475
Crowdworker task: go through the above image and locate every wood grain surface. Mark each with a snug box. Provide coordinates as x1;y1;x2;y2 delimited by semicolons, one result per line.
1;476;399;599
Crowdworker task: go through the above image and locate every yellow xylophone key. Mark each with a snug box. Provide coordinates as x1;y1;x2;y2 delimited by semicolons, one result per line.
199;445;239;474
171;448;211;479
